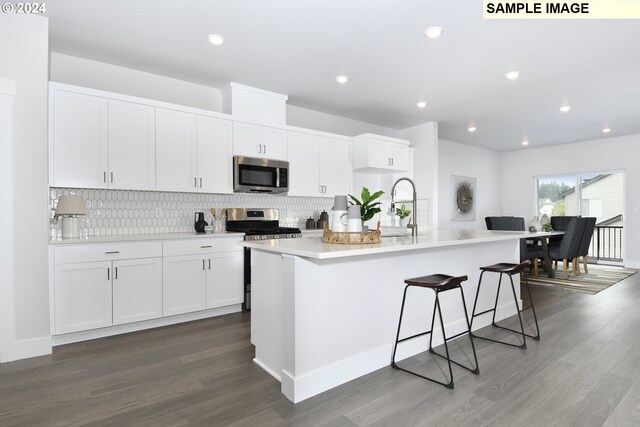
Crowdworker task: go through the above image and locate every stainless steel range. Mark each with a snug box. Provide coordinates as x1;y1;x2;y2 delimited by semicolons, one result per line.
225;208;302;310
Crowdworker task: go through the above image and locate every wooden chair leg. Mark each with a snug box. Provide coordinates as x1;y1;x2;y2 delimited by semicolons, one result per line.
583;256;588;274
573;258;579;276
533;257;539;277
563;259;569;280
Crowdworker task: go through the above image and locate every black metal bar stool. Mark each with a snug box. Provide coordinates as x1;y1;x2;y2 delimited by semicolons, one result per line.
470;262;540;349
391;274;479;389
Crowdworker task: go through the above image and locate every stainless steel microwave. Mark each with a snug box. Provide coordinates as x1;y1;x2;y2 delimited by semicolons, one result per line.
233;156;289;193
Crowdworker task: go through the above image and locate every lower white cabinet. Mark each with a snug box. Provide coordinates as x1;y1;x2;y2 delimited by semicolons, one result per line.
54;261;112;334
163;248;244;316
112;258;163;325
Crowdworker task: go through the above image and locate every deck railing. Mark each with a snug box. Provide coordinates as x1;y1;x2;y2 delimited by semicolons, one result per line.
588;225;623;262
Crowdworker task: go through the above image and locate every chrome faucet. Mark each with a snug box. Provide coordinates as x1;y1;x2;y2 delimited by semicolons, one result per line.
391;177;417;237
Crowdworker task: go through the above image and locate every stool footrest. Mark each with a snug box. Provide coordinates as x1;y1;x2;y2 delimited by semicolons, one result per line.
446;330;471;341
470;333;527;349
471;307;495;318
397;330;432;344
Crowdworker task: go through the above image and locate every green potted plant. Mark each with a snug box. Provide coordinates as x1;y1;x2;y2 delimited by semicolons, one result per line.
395;204;411;227
348;187;384;229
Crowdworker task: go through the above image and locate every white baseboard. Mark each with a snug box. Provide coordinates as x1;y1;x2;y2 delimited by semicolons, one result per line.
623;260;640;269
0;335;52;363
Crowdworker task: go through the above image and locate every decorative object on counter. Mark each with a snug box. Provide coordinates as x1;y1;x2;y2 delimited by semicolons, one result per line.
540;213;550;226
194;212;208;233
347;205;363;232
55;195;87;238
529;216;542;232
331;195;349;232
322;221;381;244
317;210;329;230
348;187;384;224
210;208;217;219
306;217;316;230
451;175;476;221
204;225;214;233
395;204;411;228
542;223;553;232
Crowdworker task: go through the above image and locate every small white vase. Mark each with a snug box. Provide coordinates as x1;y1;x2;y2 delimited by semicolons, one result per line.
399;217;409;228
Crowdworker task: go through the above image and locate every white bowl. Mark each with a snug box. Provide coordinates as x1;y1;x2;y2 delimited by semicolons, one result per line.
204;226;214;233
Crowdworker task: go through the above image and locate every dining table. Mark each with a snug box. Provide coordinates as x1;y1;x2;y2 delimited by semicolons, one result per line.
529;231;565;278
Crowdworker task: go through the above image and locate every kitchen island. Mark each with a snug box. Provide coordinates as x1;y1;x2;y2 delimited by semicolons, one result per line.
244;229;551;403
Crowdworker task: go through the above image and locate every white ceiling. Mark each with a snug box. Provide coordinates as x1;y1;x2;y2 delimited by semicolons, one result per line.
45;0;640;151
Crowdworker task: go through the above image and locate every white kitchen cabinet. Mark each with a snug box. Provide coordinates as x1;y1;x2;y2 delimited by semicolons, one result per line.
50;90;108;188
196;116;233;194
156;108;198;192
163;237;244;316
107;100;156;190
288;130;351;197
112;257;163;325
54;261;112;334
162;254;207;316
233;122;287;160
206;252;244;309
53;242;163;334
50;88;157;190
352;133;410;172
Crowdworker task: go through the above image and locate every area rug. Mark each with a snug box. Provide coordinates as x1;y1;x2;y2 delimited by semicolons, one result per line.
525;264;637;295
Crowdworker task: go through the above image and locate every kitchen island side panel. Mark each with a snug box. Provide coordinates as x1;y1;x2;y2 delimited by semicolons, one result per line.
251;239;520;403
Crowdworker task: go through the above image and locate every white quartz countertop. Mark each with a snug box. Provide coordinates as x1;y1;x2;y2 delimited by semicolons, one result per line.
49;231;245;245
243;229;556;259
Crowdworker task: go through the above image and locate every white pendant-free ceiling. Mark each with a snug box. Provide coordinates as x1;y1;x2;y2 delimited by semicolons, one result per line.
45;0;640;151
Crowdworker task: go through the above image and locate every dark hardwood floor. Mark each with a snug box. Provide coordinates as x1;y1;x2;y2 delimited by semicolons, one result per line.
2;271;639;426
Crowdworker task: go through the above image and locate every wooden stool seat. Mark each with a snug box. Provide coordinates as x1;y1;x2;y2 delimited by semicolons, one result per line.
479;262;529;275
404;274;469;291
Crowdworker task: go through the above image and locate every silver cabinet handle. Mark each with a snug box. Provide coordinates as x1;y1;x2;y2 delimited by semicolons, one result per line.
258;144;262;154
110;172;114;183
105;251;120;254
208;259;211;270
194;177;197;187
264;144;267;154
200;245;212;248
199;177;203;188
107;267;110;280
202;259;205;270
115;267;118;279
391;158;394;166
103;171;107;183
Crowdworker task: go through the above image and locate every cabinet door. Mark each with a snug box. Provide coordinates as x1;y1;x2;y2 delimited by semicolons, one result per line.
112;258;162;325
386;143;408;171
163;255;206;316
156;108;198;192
54;261;112;334
206;252;243;309
320;137;351;197
261;126;287;160
367;141;394;170
50;90;108;188
232;122;261;157
108;100;156;190
197;116;233;194
287;131;320;196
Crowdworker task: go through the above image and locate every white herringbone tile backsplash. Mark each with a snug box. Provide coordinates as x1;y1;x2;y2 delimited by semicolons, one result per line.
49;188;334;238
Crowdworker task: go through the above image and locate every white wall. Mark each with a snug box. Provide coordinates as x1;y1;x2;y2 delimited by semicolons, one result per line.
398;122;438;227
0;15;51;361
438;139;503;230
502;134;640;267
49;53;223;111
286;105;399;137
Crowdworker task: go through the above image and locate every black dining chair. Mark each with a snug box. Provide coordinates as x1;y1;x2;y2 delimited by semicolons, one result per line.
485;216;543;276
549;216;578;245
548;218;586;279
575;217;596;275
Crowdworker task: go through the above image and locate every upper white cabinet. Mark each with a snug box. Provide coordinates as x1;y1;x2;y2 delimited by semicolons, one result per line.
197;116;233;194
155;108;197;192
233;122;287;160
108;100;156;190
155;109;233;194
351;133;410;172
288;130;351;197
50;90;108;189
50;88;156;190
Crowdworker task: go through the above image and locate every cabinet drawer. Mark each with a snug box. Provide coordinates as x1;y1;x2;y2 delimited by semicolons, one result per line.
54;241;163;264
163;237;243;257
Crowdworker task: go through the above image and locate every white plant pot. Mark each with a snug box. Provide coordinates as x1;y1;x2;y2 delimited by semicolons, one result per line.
399;217;409;228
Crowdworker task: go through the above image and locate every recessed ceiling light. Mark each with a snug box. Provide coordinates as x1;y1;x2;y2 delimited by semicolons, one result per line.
416;101;427;109
468;126;477;133
207;34;225;46
522;140;529;146
560;105;571;112
424;26;443;38
336;75;349;84
505;71;520;80
603;128;611;133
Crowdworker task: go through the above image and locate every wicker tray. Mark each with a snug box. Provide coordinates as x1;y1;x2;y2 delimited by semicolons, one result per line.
322;222;381;244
